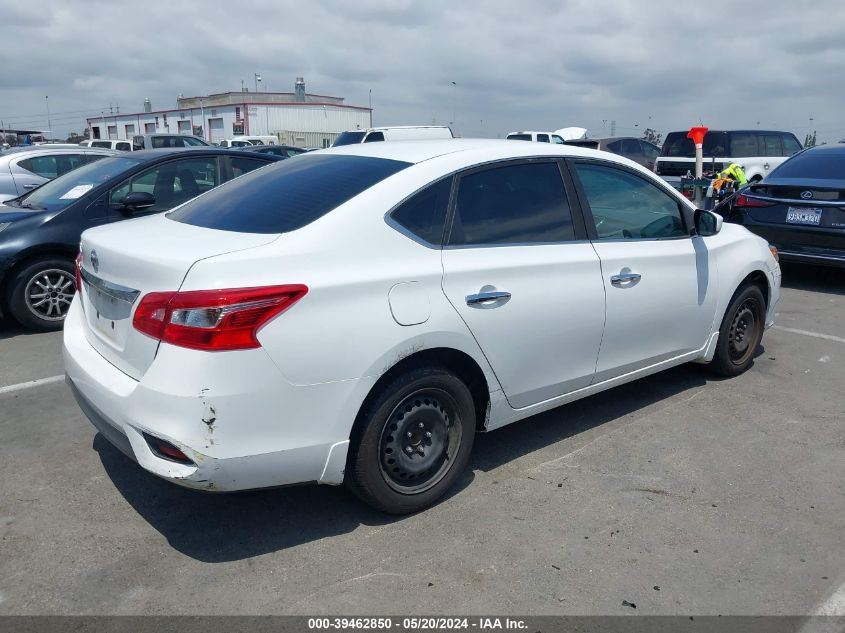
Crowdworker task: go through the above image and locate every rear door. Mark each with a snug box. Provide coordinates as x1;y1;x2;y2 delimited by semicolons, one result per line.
570;160;717;382
441;159;605;409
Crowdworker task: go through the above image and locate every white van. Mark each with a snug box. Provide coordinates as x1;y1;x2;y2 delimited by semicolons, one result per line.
506;131;566;144
78;139;134;151
332;126;453;146
218;136;279;148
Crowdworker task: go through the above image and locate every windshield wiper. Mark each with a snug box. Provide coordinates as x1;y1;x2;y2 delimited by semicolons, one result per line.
18;202;45;210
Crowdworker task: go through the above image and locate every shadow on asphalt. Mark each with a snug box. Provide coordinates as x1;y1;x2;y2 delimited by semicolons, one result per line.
96;362;715;563
780;262;845;296
0;316;44;341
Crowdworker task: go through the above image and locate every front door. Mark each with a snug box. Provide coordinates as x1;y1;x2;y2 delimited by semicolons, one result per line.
441;160;606;409
570;160;718;382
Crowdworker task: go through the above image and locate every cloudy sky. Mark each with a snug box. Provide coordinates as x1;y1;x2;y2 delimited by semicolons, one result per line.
1;0;842;142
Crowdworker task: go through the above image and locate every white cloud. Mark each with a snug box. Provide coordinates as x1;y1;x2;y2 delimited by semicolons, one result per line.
0;0;841;142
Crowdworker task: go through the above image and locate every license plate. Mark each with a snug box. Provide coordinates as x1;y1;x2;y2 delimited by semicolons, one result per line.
786;207;822;225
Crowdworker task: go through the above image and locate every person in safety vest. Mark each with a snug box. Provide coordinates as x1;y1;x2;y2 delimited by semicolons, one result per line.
717;163;747;187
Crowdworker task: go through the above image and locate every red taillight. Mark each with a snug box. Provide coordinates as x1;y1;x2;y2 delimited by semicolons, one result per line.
734;193;774;208
132;285;308;351
75;252;83;292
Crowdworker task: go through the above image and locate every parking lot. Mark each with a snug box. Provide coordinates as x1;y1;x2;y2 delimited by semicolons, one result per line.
0;263;842;616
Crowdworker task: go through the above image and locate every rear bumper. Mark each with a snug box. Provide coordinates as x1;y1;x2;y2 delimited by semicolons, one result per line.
729;212;845;268
63;299;366;491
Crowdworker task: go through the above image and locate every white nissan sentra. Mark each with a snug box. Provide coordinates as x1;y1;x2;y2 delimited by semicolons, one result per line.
63;139;781;513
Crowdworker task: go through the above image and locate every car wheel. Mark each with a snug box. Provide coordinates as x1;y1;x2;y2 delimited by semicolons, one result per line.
346;365;476;514
6;257;76;331
709;284;766;377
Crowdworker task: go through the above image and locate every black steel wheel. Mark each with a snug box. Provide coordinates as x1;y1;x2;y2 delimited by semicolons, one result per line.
347;365;476;514
710;284;766;377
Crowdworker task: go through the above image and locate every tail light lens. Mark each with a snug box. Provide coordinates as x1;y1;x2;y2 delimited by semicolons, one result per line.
75;252;83;292
133;285;308;351
734;193;774;208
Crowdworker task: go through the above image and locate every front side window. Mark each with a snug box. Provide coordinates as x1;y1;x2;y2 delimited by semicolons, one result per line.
574;163;687;240
448;162;575;246
169;154;411;234
364;131;385;143
110;157;220;212
332;131;366;146
536;134;550;143
782;134;803;155
761;134;783;156
390;177;451;245
551;135;565;144
116;142;131;151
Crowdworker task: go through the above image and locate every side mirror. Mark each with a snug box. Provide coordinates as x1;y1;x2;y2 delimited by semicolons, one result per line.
693;208;723;237
121;191;156;211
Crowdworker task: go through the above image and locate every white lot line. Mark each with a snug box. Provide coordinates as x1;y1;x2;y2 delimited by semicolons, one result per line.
0;374;64;396
773;325;845;344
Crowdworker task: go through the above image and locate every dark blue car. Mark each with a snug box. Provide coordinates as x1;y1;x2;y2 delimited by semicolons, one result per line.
0;147;281;330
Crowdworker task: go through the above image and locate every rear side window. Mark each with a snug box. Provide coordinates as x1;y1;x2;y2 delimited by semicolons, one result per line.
364;131;385;143
507;134;532;141
116;142;131;151
390;178;451;245
536;134;550;143
230;156;270;178
169;154;411;234
769;150;845;179
782;134;803;155
448;162;575;246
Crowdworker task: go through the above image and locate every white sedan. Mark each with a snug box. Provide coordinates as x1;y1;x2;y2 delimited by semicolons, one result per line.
63;140;781;514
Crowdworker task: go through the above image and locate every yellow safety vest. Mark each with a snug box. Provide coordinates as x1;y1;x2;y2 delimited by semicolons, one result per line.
718;163;748;186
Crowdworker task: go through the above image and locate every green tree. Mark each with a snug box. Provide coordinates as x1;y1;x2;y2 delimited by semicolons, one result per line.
642;128;662;146
804;131;817;148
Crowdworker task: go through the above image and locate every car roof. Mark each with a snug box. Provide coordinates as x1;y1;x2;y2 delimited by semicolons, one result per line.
127;147;278;160
0;146;119;157
319;138;631;165
665;129;795;136
801;144;845;155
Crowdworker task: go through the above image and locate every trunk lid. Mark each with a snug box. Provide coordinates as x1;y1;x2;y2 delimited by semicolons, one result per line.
78;214;279;379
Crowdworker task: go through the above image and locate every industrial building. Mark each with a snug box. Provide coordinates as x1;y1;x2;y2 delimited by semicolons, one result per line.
86;77;372;148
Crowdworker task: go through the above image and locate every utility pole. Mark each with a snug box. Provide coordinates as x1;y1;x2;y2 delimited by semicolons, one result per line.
450;81;457;129
610;119;616;136
45;96;51;140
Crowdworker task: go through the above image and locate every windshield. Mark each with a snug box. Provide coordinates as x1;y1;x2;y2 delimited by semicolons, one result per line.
16;156;140;211
661;132;730;158
332;131;366;146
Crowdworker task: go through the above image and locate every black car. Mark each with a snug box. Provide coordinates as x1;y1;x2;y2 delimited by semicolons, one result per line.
237;144;308;158
0;148;281;330
719;145;845;268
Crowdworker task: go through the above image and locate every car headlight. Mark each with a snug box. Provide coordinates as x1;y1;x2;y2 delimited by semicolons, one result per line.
0;222;10;234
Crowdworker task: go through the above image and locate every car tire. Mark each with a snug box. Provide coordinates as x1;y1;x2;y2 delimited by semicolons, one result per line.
709;283;766;377
346;365;476;514
6;256;76;331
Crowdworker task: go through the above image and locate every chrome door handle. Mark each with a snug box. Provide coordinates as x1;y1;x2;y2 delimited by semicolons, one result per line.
466;291;511;305
610;273;642;285
23;184;39;189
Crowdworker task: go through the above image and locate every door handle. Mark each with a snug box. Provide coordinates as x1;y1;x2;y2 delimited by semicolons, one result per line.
610;273;642;285
465;291;511;306
23;183;39;189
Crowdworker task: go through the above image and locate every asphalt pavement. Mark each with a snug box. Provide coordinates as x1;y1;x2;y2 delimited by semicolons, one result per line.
0;263;843;615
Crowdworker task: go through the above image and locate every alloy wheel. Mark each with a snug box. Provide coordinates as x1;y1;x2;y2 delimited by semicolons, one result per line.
24;268;76;322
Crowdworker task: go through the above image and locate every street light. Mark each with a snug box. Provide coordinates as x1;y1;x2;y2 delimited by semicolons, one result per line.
254;73;262;93
450;81;457;129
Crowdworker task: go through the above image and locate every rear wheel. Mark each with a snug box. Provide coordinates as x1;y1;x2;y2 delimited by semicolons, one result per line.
709;284;766;377
346;366;476;514
6;257;76;331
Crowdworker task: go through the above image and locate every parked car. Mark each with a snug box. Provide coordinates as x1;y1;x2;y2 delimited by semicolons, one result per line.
0;148;281;330
0;146;119;203
236;144;308;158
718;144;845;268
79;139;134;151
217;139;255;148
564;137;660;170
332;126;453;146
65;139;780;514
506;131;566;143
655;129;803;181
132;134;210;150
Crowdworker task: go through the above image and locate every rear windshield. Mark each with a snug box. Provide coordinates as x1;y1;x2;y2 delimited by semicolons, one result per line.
769;150;845;180
661;132;730;157
332;131;366;146
168;154;411;234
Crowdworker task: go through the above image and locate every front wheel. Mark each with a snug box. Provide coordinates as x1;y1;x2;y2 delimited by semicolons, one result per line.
346;366;476;514
6;257;76;331
709;284;766;377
